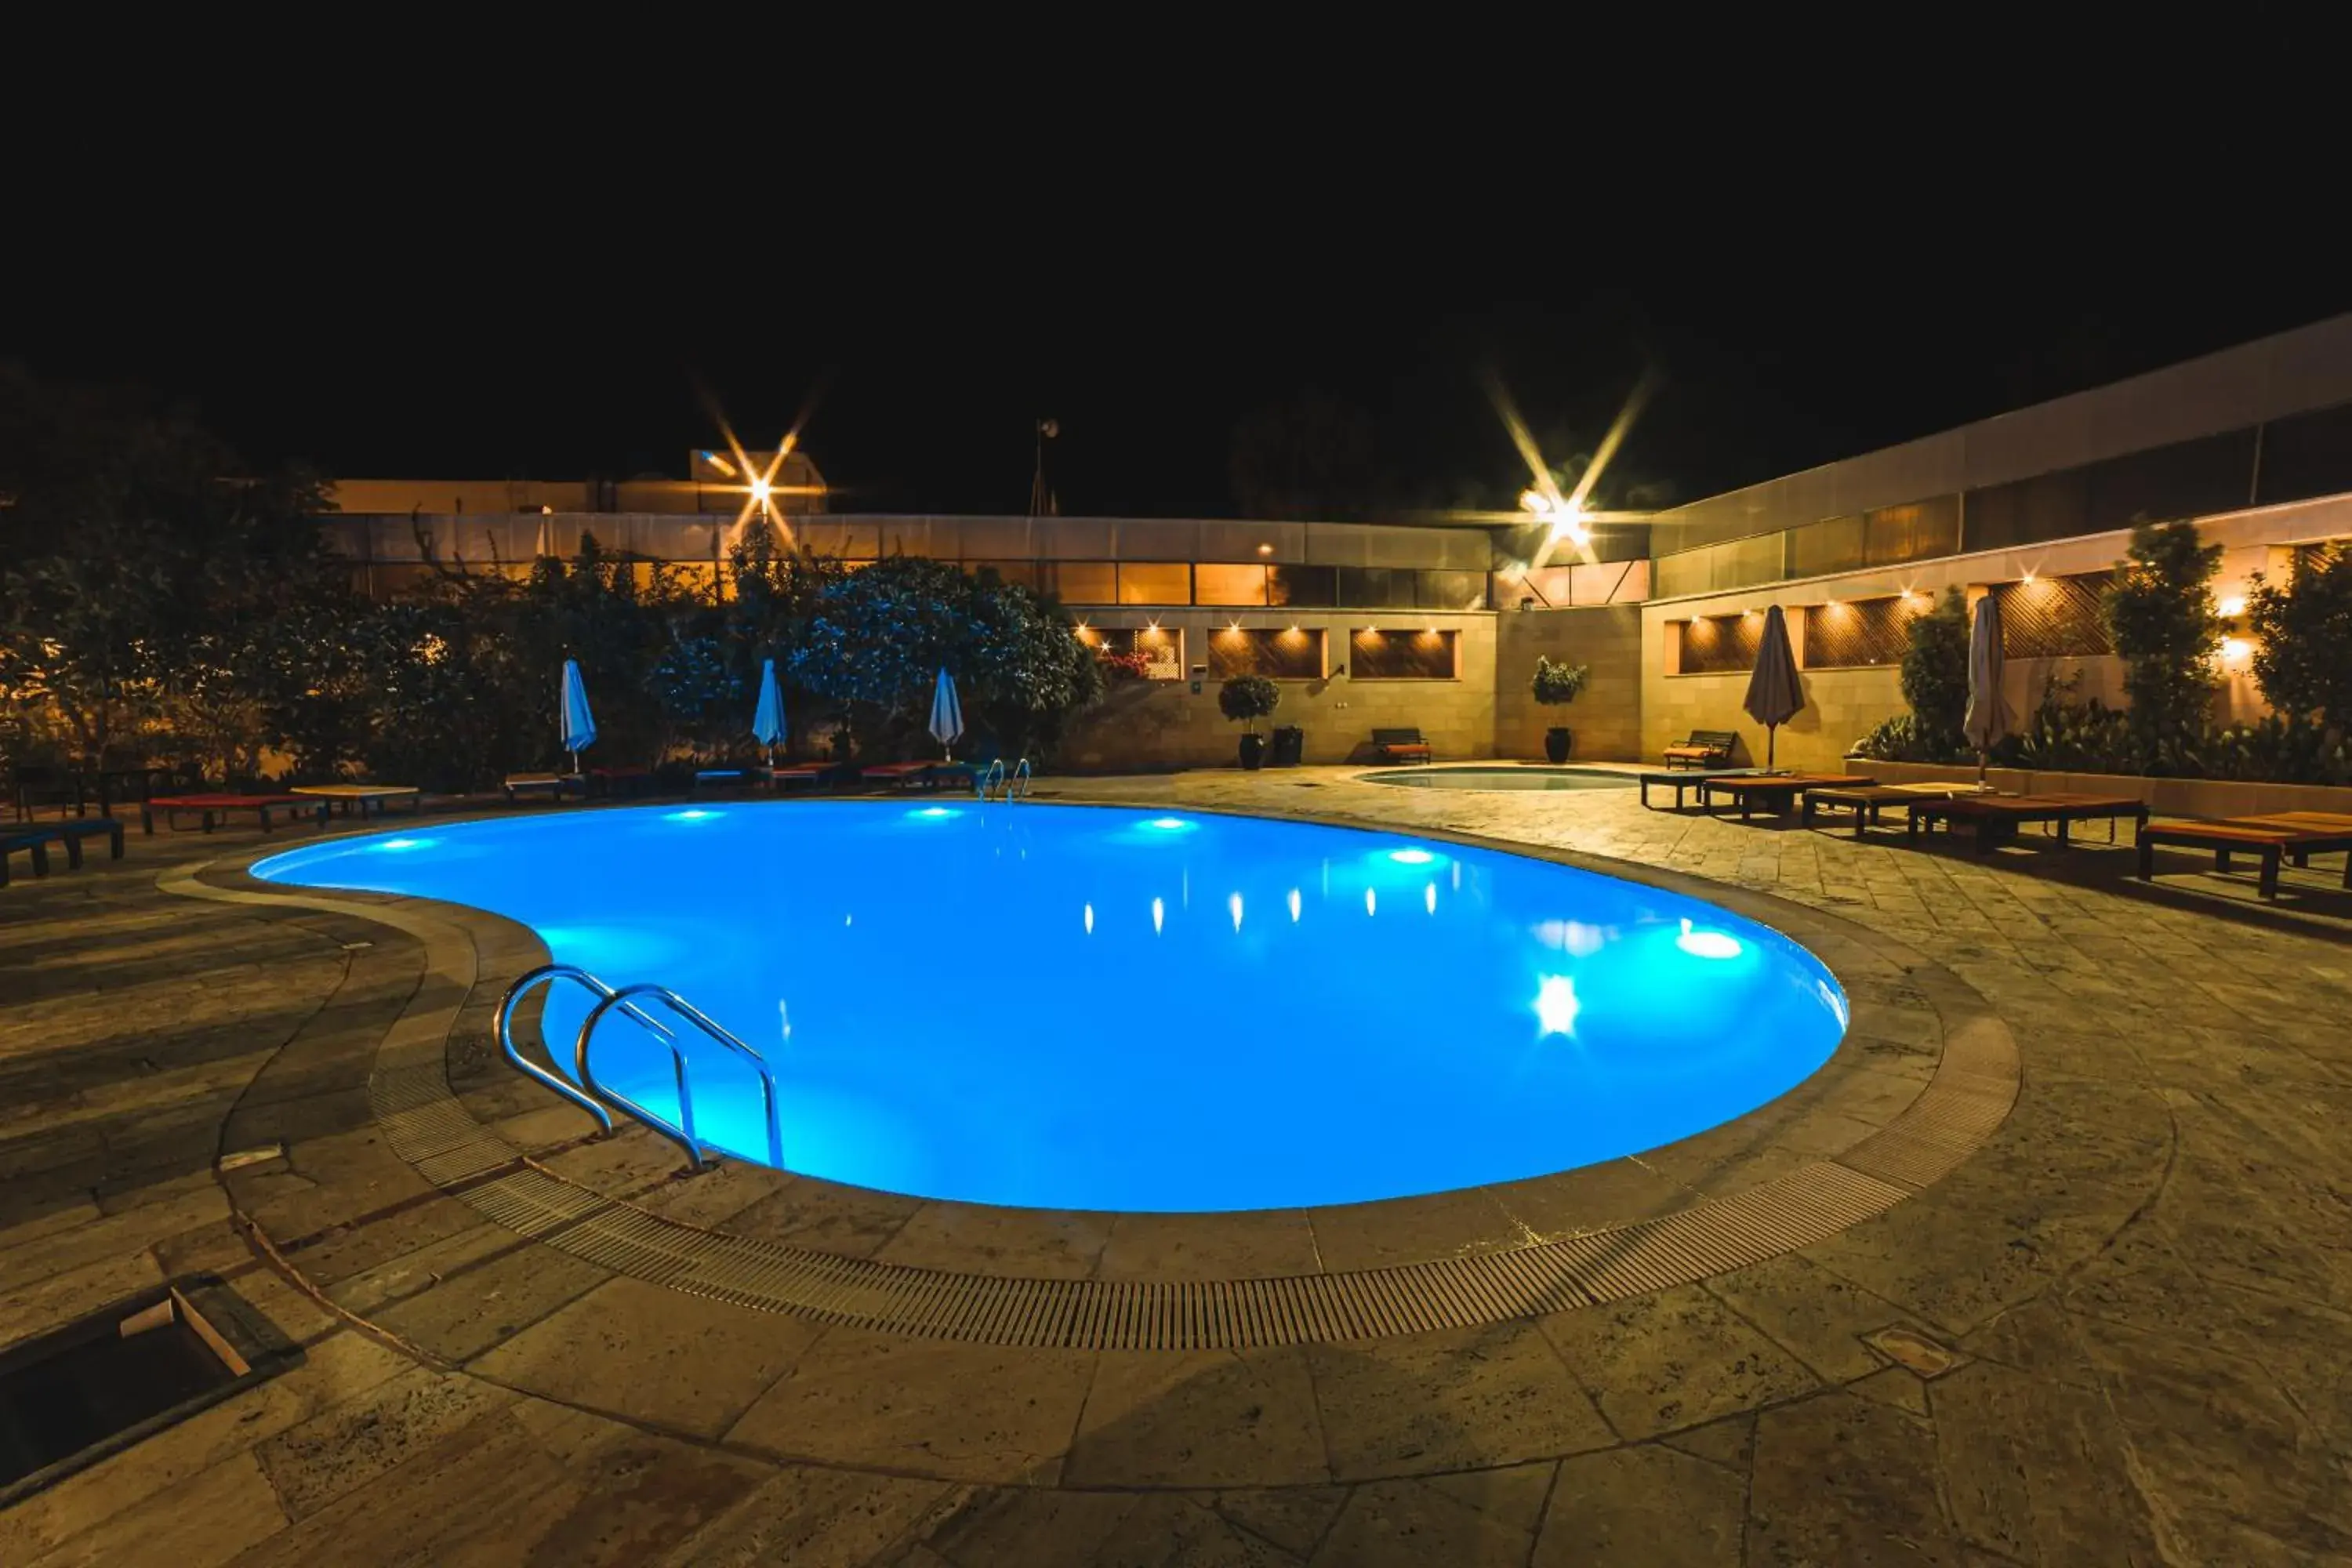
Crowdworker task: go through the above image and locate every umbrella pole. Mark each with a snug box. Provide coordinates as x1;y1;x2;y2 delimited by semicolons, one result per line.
1976;750;1988;791
1766;726;1777;771
568;749;579;776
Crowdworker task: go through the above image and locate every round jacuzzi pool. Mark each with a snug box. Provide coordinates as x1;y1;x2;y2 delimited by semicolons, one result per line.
1363;765;1642;791
255;803;1846;1211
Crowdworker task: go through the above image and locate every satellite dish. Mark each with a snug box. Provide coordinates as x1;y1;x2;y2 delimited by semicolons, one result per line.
1039;418;1060;438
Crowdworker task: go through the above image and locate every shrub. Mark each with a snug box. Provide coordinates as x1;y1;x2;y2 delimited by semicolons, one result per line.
1530;656;1589;708
2102;521;2222;775
1218;674;1280;732
1899;589;1971;760
2247;544;2352;743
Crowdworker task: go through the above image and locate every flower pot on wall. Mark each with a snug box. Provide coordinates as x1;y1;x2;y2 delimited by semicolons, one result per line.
1239;733;1267;770
1544;727;1573;764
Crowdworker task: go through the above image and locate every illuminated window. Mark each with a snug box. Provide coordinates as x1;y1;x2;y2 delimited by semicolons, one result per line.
1046;561;1117;603
1351;628;1457;680
1091;626;1185;680
1193;564;1270;606
1210;626;1324;679
1801;595;1916;669
1116;562;1192;605
1674;614;1762;675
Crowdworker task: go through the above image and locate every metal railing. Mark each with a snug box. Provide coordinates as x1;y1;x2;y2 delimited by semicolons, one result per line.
495;963;786;1172
973;757;1032;802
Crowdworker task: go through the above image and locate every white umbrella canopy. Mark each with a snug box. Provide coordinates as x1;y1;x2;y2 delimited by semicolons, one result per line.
751;658;786;764
1962;594;2013;788
558;659;597;774
1741;605;1805;770
927;668;965;760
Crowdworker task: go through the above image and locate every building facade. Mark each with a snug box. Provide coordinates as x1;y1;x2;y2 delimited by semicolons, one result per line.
319;315;2352;771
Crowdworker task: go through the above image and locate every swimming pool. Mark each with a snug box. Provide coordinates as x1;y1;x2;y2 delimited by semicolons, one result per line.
1363;766;1641;792
254;804;1846;1212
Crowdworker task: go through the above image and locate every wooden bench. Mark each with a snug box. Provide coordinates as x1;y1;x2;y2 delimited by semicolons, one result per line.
291;784;423;819
140;794;328;834
857;760;936;789
1636;768;1762;810
1371;728;1434;764
1702;773;1876;819
2138;820;2352;899
1909;793;2147;853
1799;784;1969;838
1663;730;1738;770
768;764;832;792
2;828;55;887
503;773;583;804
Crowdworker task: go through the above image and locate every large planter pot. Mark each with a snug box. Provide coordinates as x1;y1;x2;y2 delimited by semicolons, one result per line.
1543;727;1573;764
1239;732;1267;771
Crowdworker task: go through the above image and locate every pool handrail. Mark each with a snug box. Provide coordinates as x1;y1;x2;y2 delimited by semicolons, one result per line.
975;758;1004;800
574;982;787;1172
1008;757;1032;800
495;962;786;1173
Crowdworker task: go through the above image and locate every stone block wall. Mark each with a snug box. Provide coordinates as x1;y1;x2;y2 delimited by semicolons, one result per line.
1060;611;1497;771
1495;607;1645;760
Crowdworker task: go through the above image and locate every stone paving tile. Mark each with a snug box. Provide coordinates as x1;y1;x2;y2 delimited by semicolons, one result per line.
1306;1478;1534;1566
24;1450;287;1568
1537;1283;1821;1442
1305;1187;1532;1272
1533;1443;1744;1566
1065;1346;1329;1487
723;1326;1098;1483
1700;1251;1920;1384
655;1466;964;1568
1745;1390;1969;1566
1307;1320;1615;1479
253;1363;517;1519
470;1275;826;1438
876;1200;1117;1279
366;1240;612;1363
720;1173;924;1258
1095;1208;1323;1280
1210;1486;1351;1558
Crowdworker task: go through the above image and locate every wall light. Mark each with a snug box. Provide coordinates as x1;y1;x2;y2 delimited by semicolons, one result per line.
2221;637;2252;662
1257;543;1274;556
2218;595;2247;618
2021;570;2038;586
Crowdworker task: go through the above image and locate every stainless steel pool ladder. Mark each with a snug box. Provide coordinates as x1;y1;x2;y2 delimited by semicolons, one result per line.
974;757;1032;802
495;963;785;1172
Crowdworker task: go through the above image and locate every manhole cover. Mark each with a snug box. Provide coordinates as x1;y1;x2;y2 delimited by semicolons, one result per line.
1863;1325;1965;1379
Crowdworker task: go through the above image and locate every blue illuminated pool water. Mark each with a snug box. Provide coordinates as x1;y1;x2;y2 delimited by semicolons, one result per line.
253;804;1847;1212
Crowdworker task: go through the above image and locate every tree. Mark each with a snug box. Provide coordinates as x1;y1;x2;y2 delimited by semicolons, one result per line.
1900;589;1971;759
0;365;342;771
786;556;1099;760
2247;546;2352;746
2102;521;2222;773
1218;674;1280;734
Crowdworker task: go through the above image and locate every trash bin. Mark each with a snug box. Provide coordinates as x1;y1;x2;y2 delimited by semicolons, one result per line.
1270;726;1305;768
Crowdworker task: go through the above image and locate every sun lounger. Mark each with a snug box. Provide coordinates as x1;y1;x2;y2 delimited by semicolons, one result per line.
768;764;831;792
1908;793;2148;853
2138;819;2352;899
1799;784;1973;838
1636;767;1763;810
291;784;423;819
140;794;328;834
1702;773;1876;819
503;773;583;804
2222;811;2352;868
858;761;935;789
1662;730;1739;769
691;768;760;795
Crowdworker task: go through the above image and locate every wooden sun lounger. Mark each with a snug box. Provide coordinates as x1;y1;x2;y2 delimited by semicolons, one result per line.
2224;811;2352;868
1701;773;1877;819
2;818;128;884
2;827;55;887
1636;768;1763;810
767;764;831;791
858;761;935;789
503;773;583;804
140;794;328;835
1799;784;1977;838
1908;793;2148;853
2138;820;2352;899
291;784;423;819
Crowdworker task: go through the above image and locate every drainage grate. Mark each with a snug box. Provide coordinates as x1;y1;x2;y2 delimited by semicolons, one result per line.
0;1277;303;1506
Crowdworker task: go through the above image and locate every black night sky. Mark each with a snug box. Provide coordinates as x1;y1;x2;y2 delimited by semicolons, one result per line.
11;82;2344;521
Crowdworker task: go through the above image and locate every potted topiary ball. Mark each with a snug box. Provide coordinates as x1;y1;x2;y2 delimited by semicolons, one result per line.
1530;656;1591;764
1218;674;1281;769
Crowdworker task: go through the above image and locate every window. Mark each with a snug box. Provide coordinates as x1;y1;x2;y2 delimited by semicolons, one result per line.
1992;573;2113;659
1350;628;1457;680
1044;561;1116;603
1802;595;1920;669
1675;613;1762;675
1209;626;1325;680
1193;564;1270;606
1269;564;1338;607
2258;403;2352;506
1080;624;1185;679
1116;562;1192;605
965;560;1037;588
1414;569;1488;611
1337;568;1418;609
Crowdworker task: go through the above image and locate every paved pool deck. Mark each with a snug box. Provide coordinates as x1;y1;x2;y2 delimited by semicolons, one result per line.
3;766;2349;1565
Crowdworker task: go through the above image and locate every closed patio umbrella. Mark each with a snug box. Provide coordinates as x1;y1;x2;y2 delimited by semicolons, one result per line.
928;668;964;760
751;658;786;768
1741;604;1804;771
1962;594;2013;790
559;659;597;775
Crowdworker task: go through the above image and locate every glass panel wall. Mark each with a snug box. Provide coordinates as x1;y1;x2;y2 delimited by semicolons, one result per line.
1349;629;1458;680
1208;626;1325;679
